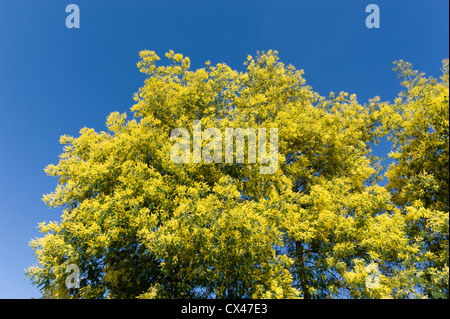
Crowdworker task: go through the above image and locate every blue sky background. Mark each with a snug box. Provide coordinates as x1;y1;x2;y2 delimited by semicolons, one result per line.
0;0;448;298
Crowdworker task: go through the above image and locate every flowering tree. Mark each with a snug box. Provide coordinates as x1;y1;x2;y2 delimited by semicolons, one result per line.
26;51;448;299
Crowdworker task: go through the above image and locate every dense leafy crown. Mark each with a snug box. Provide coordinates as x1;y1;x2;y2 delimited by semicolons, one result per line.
27;51;449;299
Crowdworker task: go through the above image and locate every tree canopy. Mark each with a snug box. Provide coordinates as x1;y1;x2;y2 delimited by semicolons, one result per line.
26;50;449;299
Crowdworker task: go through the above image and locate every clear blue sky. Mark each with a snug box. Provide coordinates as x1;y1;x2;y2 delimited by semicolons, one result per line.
0;0;448;298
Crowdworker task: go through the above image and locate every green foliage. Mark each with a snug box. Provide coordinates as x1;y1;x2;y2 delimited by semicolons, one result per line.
26;51;449;299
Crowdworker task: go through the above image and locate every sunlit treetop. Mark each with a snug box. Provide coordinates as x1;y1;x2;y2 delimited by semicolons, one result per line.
26;51;448;299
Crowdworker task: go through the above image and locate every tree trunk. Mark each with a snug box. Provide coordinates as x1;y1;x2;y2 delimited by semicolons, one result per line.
295;240;311;299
